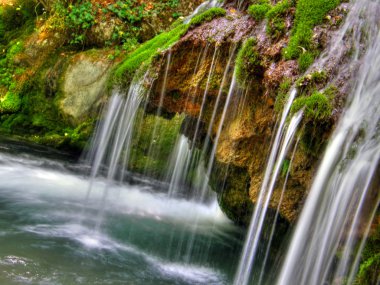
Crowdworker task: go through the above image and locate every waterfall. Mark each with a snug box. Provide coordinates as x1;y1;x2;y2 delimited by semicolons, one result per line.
166;135;192;197
84;72;147;228
184;0;225;24
277;0;380;284
234;89;303;285
164;46;219;199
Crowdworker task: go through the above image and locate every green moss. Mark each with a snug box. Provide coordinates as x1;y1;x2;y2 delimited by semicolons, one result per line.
283;0;340;68
266;0;291;19
0;91;21;113
291;91;332;121
210;161;253;225
128;111;183;178
265;0;293;40
298;51;315;72
356;225;380;285
113;23;190;85
356;253;380;285
189;7;226;27
274;78;292;113
281;158;291;177
323;84;339;100
32;118;95;153
295;70;328;95
235;38;263;87
248;3;271;21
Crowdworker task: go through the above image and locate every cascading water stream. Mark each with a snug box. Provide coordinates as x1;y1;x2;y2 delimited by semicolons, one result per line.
83;72;146;229
165;46;219;199
277;0;380;284
257;135;301;285
233;89;302;285
166;135;192;197
184;0;225;24
143;52;172;176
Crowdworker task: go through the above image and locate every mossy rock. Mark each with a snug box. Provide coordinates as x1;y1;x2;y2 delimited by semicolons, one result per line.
59;50;113;124
266;0;293;40
283;0;340;70
189;7;226;27
235;38;264;88
291;91;332;121
128;111;184;179
248;3;271;21
0;0;39;43
113;23;190;86
210;161;253;225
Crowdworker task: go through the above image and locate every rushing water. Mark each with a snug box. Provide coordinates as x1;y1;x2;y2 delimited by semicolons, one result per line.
0;137;246;285
277;1;380;283
234;90;302;285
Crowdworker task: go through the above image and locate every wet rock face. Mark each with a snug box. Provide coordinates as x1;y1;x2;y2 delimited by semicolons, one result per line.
148;9;256;117
140;2;352;225
143;9;284;224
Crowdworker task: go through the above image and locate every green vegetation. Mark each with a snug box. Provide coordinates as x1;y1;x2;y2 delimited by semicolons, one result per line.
355;225;380;285
291;91;332;121
113;23;189;84
289;70;334;156
66;2;95;45
266;0;292;40
283;0;340;70
298;52;315;72
295;70;328;95
248;3;271;21
42;0;183;49
210;161;253;225
0;10;36;115
274;78;292;113
235;38;263;87
189;7;226;27
281;158;291;177
0;90;22;114
0;0;37;43
128;111;183;178
65;0;147;47
246;0;292;39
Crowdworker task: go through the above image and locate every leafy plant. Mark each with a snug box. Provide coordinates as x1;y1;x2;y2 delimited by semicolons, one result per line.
66;1;95;45
107;0;146;24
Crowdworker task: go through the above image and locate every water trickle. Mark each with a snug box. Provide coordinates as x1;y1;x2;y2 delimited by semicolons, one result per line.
184;0;225;24
143;52;173;176
277;1;380;284
234;89;303;285
166;135;192;197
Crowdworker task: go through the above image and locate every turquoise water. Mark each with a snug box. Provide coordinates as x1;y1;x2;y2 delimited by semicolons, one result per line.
0;139;246;284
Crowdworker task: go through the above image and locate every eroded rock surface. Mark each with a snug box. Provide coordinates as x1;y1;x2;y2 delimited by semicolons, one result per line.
141;3;353;225
60;52;112;123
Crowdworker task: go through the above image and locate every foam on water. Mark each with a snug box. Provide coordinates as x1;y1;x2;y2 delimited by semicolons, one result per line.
0;153;230;227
